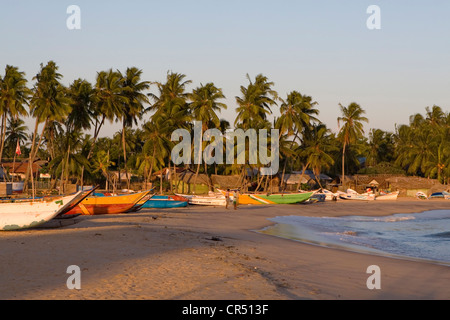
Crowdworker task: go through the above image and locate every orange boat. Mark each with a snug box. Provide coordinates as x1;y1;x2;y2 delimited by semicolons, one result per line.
63;190;152;215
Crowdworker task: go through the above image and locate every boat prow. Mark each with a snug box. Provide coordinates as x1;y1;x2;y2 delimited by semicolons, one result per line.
0;188;95;231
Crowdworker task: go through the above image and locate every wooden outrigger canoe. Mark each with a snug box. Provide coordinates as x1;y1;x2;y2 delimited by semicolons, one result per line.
63;189;153;215
176;194;227;206
141;195;188;208
0;188;95;231
217;189;313;205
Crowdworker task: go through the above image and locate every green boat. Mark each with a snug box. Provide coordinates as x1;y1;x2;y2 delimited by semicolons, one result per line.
245;192;314;204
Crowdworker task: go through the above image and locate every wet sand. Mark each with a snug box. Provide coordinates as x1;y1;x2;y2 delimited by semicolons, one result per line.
0;198;449;300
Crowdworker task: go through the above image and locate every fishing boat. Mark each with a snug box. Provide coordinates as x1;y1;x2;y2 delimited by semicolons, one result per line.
12;181;24;193
124;193;155;212
416;191;428;200
176;193;227;206
339;189;375;201
0;189;95;231
308;189;339;201
428;191;450;200
141;195;188;208
63;189;152;215
375;191;399;200
217;189;313;205
245;192;314;204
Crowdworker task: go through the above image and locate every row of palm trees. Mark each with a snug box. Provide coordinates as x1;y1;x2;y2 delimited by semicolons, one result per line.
1;61;449;195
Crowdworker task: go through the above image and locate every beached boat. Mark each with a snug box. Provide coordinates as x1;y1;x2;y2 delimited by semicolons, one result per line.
339;189;375;201
217;189;313;205
141;195;188;208
247;192;314;204
177;193;227;206
416;191;428;200
63;189;152;215
376;191;399;201
309;189;339;201
124;193;155;212
428;191;450;200
12;181;24;193
0;189;94;231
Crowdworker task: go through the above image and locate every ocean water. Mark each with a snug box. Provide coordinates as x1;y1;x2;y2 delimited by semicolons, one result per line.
258;210;450;265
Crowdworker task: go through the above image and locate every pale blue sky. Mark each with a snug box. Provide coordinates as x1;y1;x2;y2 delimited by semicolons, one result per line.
1;0;449;137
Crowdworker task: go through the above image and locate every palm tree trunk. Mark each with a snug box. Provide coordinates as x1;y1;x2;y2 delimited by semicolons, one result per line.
122;123;130;190
342;142;347;189
296;162;310;191
159;167;163;194
0;113;7;163
24;118;41;194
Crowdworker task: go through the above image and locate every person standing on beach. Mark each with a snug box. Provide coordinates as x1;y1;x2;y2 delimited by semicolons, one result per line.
225;189;230;209
233;189;239;210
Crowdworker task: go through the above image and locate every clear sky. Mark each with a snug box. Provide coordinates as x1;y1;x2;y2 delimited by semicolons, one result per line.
1;0;449;137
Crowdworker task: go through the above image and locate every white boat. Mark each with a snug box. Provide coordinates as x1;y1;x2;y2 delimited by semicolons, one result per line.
376;191;399;201
0;189;94;231
176;193;227;206
311;189;339;201
339;189;375;201
12;181;24;193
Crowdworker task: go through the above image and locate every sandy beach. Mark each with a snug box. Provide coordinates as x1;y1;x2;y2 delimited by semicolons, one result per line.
0;198;449;300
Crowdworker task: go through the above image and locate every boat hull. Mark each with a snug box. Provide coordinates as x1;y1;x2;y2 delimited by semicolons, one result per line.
0;190;93;231
216;189;313;205
176;194;227;206
64;190;152;215
376;191;399;200
339;193;375;201
247;192;314;204
142;195;188;208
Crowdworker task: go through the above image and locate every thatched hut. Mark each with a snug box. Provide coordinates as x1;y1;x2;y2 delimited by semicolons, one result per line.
384;176;447;197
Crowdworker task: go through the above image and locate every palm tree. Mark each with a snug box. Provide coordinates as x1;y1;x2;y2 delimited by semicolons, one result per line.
141;118;171;193
189;82;227;192
235;74;278;130
277;91;319;188
234;74;277;189
366;128;395;167
80;70;127;186
5;117;28;181
88;69;128;159
337;102;368;188
118;67;150;189
67;79;95;133
149;72;192;192
25;61;71;196
0;65;30;163
300;124;337;189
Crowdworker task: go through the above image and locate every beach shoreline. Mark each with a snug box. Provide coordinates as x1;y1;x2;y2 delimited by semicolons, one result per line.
0;198;449;300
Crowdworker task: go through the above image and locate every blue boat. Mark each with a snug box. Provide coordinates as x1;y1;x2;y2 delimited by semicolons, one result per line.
141;195;188;208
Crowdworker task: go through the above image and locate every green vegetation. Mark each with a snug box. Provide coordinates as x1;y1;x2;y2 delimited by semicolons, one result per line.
0;62;449;193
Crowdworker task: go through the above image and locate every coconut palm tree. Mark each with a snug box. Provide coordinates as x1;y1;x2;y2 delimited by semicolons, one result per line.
235;73;278;130
141;118;171;193
118;67;150;189
67;79;95;132
276;91;319;187
337;102;368;188
189;82;227;192
25;61;71;196
300;124;337;189
0;65;30;163
88;69;128;159
149;72;192;192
